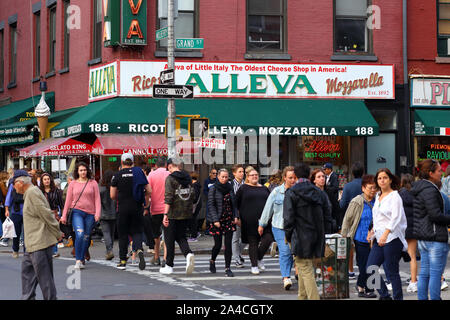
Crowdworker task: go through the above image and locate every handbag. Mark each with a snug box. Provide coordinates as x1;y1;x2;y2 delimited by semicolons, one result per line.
66;180;89;227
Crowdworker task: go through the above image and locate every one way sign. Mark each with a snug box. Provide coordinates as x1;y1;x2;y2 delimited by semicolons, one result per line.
152;84;194;99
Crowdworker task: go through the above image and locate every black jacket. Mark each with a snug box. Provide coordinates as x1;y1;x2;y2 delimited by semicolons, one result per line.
283;181;326;259
411;179;450;242
207;185;238;223
399;187;414;239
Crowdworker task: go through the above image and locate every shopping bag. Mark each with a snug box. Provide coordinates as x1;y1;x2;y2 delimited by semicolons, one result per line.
2;217;16;239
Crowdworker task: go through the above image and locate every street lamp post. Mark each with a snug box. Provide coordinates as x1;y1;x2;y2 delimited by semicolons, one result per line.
167;0;176;158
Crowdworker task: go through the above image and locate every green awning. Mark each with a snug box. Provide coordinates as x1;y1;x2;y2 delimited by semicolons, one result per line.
414;109;450;136
51;98;379;137
0;92;55;126
0;106;81;137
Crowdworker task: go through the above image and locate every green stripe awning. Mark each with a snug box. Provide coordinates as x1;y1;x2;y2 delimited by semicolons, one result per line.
414;109;450;136
51;98;379;137
0;92;55;126
0;106;81;137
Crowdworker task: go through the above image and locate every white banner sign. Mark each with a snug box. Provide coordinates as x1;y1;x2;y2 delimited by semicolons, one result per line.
194;138;227;150
117;60;395;99
411;77;450;108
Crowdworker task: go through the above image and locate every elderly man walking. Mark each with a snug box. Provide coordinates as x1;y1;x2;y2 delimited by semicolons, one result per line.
13;170;62;300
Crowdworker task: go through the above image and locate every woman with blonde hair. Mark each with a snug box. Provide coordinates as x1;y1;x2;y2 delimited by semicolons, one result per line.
264;169;283;192
259;166;296;289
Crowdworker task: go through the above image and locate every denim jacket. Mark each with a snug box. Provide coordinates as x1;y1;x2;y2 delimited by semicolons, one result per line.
259;184;286;230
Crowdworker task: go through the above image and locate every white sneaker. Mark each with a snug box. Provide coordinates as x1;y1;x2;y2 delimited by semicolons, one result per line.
74;261;85;270
159;265;173;275
258;260;265;271
251;267;260;275
186;253;195;275
442;280;449;291
406;281;418;293
385;281;392;291
283;278;292;290
0;239;9;247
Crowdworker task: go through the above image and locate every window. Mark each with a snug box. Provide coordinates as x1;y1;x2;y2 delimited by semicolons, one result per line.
63;0;70;69
49;5;56;72
157;0;196;48
438;0;450;56
247;0;286;52
334;0;371;54
9;23;17;85
34;12;40;78
0;29;4;90
92;0;102;60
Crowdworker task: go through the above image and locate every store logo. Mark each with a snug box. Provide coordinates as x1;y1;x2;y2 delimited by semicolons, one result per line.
89;63;117;100
326;72;384;95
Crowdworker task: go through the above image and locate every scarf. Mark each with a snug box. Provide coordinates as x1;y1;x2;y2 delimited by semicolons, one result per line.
214;180;233;195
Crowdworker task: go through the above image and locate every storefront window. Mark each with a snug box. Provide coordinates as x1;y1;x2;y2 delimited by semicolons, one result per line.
416;136;450;169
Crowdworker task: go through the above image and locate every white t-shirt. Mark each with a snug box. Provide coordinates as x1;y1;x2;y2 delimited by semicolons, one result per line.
373;190;407;250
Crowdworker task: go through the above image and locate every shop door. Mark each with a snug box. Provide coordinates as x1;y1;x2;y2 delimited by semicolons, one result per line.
367;133;395;175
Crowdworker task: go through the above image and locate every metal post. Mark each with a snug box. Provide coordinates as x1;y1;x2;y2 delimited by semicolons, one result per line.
167;0;176;158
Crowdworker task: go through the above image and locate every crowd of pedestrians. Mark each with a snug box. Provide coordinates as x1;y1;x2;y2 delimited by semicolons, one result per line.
1;156;450;301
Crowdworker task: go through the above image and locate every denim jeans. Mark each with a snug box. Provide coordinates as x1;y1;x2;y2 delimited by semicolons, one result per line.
71;209;96;261
10;213;25;253
366;238;404;300
354;240;374;292
418;240;450;300
272;226;293;278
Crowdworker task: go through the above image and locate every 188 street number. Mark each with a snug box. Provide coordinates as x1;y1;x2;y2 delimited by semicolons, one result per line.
355;127;374;135
89;124;109;132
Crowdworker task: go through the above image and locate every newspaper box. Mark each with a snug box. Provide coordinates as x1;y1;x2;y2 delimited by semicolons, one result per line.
314;234;351;299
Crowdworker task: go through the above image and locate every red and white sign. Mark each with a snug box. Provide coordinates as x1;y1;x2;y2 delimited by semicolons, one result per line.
20;137;93;157
194;138;227;150
89;60;395;100
411;77;450;108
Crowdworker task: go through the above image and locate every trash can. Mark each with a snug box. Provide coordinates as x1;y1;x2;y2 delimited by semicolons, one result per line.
314;235;351;299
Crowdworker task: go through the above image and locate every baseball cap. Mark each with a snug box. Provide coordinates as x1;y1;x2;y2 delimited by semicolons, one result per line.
323;163;333;170
121;152;134;162
12;170;30;183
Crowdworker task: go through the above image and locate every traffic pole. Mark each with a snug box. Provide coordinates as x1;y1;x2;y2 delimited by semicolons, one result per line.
167;0;176;158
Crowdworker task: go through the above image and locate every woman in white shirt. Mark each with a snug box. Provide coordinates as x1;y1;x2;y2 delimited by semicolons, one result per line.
366;168;407;300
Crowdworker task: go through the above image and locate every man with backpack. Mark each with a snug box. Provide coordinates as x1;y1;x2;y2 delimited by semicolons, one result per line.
160;158;196;275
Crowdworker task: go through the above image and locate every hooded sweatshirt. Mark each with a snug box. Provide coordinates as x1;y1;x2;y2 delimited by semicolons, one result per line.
164;170;194;220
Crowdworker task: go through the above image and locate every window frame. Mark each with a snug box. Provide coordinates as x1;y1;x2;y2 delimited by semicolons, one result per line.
437;0;450;57
92;0;103;61
155;0;199;54
0;28;4;91
34;11;41;78
48;4;57;73
9;22;17;86
333;0;373;56
62;0;70;70
246;0;287;54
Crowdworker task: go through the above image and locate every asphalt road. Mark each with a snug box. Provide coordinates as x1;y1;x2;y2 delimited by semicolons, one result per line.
1;238;450;301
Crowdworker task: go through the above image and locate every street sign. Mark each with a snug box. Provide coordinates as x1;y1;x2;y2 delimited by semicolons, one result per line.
155;27;168;41
153;84;194;99
160;69;174;84
175;38;204;49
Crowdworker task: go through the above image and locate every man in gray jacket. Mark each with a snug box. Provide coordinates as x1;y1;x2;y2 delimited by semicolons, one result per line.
13;170;62;300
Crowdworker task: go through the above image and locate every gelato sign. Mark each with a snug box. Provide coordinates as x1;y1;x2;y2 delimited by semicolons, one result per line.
411;77;450;108
90;60;395;100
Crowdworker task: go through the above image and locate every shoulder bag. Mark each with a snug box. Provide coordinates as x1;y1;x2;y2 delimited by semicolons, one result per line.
66;180;89;227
